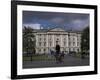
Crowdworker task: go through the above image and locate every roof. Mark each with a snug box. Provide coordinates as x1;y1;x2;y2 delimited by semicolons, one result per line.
32;27;82;33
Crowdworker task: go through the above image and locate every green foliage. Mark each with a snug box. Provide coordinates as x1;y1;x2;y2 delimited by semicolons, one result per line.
81;26;89;52
23;26;36;54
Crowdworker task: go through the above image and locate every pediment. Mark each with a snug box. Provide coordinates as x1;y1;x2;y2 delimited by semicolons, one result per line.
48;27;65;32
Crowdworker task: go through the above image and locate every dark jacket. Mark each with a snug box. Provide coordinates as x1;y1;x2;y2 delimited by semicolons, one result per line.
55;44;60;53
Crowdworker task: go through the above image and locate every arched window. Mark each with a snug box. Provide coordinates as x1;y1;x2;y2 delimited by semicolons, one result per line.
64;42;66;46
44;42;46;46
44;49;46;52
39;42;41;46
50;42;52;46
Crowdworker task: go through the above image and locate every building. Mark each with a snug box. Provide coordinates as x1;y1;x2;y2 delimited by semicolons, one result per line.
32;27;81;54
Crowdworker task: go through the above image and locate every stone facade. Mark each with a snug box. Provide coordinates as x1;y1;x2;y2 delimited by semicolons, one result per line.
33;27;81;54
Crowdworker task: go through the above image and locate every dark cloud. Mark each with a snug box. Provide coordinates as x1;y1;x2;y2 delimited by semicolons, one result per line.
23;11;89;31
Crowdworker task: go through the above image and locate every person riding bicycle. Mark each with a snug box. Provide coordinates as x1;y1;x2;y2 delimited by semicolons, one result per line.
55;41;61;63
55;43;60;54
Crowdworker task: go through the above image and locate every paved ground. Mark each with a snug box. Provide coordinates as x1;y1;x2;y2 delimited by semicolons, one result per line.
23;54;89;69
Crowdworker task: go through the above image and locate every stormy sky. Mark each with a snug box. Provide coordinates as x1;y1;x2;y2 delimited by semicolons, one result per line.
23;11;89;31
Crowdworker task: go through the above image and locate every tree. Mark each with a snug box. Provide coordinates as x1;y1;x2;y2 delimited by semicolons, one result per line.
23;26;36;55
81;26;89;54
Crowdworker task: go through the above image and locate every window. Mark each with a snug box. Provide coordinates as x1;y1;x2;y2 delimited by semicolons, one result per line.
44;49;46;52
44;35;46;40
64;38;66;41
73;48;75;51
44;35;46;37
69;42;71;46
77;49;79;52
44;38;46;41
77;42;79;46
39;38;41;41
50;38;52;40
50;42;52;46
39;34;41;36
68;37;70;40
73;42;75;46
49;36;52;40
49;35;52;39
73;37;75;41
77;37;78;41
64;42;66;46
77;37;80;41
44;42;46;46
39;42;41;46
57;38;59;40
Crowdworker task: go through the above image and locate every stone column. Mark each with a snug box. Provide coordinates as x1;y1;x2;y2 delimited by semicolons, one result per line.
60;34;62;47
36;34;38;54
52;34;54;48
47;34;49;53
66;34;67;47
